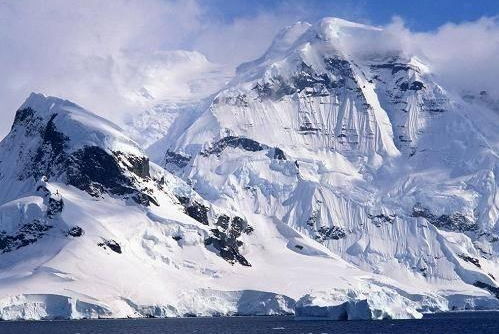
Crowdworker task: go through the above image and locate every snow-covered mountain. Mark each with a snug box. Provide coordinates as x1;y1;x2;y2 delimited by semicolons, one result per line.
0;92;439;320
150;17;499;310
0;17;498;320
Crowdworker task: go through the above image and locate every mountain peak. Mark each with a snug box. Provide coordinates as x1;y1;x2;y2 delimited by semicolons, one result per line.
19;92;78;117
316;17;380;40
12;92;142;157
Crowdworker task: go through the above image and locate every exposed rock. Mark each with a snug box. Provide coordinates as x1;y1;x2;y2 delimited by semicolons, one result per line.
0;222;52;253
177;196;210;225
164;150;191;169
115;151;149;178
26;113;69;180
205;215;252;266
47;196;64;218
202;136;267;156
368;213;396;227
400;81;425;91
98;239;122;254
315;226;346;242
298;122;321;134
11;107;39;131
66;146;157;206
67;226;84;237
370;62;414;75
473;281;499;299
458;254;481;268
268;147;286;160
412;204;478;232
214;94;249;107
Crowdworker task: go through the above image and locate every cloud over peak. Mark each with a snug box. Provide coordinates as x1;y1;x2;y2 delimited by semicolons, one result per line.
0;0;498;138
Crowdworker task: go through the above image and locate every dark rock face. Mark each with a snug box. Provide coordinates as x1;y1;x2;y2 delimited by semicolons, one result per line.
400;81;425;91
370;62;414;75
202;136;267;157
324;57;354;80
214;94;249;107
473;281;499;299
204;215;252;266
458;254;481;268
298;122;321;134
23;113;70;181
177;196;210;225
175;197;253;266
270;147;286;160
12;106;156;207
67;226;84;237
115;151;149;178
12;107;37;130
315;226;346;242
368;213;396;227
412;204;478;232
47;197;64;218
164;150;191;169
98;239;122;254
252;58;356;101
0;222;52;253
66;146;157;206
409;81;424;90
200;136;287;163
292;62;338;96
11;107;44;137
0;185;66;254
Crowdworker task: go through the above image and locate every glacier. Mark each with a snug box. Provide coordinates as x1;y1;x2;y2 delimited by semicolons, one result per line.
0;17;498;321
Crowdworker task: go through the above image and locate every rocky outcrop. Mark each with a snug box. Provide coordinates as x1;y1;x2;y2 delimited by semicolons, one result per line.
204;215;253;266
98;239;122;254
66;146;157;206
0;222;52;254
314;226;346;242
177;196;210;225
202;136;267;156
412;204;478;232
164;150;191;169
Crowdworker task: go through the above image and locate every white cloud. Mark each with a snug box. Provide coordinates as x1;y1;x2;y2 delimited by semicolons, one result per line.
413;17;499;98
0;0;203;135
0;1;498;139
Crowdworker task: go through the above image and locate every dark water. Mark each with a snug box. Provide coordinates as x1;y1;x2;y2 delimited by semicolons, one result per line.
0;312;498;334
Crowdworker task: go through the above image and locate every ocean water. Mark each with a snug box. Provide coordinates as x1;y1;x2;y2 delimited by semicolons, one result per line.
0;312;498;334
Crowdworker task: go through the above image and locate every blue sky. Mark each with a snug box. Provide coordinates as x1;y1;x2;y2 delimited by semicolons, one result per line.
200;0;499;31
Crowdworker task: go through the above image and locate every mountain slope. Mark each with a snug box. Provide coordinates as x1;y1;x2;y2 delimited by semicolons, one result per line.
152;18;499;307
0;92;447;320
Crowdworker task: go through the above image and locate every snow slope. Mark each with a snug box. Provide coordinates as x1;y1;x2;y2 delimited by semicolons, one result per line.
151;17;499;311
